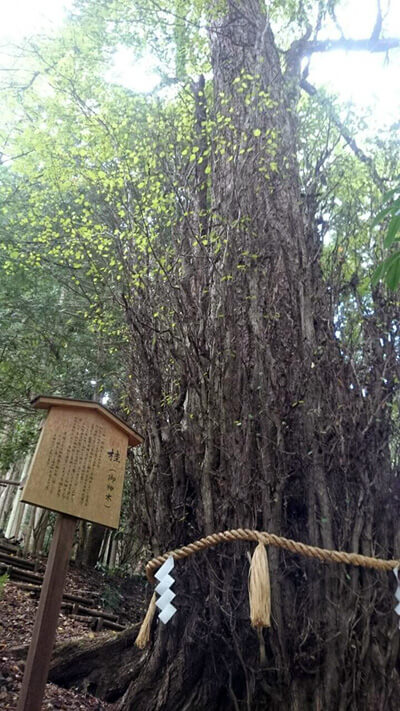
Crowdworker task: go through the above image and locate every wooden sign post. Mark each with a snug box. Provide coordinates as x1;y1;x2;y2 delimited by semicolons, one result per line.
17;396;142;711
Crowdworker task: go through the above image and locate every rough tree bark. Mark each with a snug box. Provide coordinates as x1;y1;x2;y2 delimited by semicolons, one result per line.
59;2;397;709
11;628;139;701
115;3;400;710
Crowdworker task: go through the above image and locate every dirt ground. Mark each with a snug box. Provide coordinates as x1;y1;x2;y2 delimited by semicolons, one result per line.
0;565;148;710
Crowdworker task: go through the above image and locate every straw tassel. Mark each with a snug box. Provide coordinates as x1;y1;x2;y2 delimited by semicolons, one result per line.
135;592;157;648
249;541;271;628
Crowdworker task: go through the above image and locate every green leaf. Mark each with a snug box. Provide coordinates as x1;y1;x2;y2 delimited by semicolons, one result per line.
372;252;400;289
381;187;400;203
383;213;400;248
385;253;400;290
372;203;394;227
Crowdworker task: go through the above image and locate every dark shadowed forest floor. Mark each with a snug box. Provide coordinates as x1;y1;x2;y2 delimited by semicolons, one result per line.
0;564;147;710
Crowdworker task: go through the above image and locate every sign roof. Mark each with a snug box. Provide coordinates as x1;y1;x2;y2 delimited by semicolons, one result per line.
31;395;143;447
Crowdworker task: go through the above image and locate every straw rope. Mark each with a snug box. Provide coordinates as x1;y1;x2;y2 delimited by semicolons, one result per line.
145;528;400;583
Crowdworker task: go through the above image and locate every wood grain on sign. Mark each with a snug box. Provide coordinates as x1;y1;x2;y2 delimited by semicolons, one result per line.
21;407;128;529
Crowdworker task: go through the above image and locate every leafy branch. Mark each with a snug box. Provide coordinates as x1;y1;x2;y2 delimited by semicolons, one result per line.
372;186;400;290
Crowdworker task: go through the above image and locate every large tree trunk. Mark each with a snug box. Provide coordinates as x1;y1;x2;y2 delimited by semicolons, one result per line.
117;2;399;709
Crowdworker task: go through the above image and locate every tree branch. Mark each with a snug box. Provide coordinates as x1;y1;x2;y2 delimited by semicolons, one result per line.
300;78;385;191
303;37;399;54
370;0;383;43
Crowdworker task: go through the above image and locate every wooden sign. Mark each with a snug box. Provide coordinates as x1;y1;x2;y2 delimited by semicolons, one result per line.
17;396;143;711
21;396;143;529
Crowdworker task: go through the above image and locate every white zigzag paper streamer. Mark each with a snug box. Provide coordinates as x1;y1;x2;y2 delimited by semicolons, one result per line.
155;556;177;624
394;567;400;629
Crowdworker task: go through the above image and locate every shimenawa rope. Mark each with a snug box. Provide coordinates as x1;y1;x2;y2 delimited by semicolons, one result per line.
135;528;400;648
